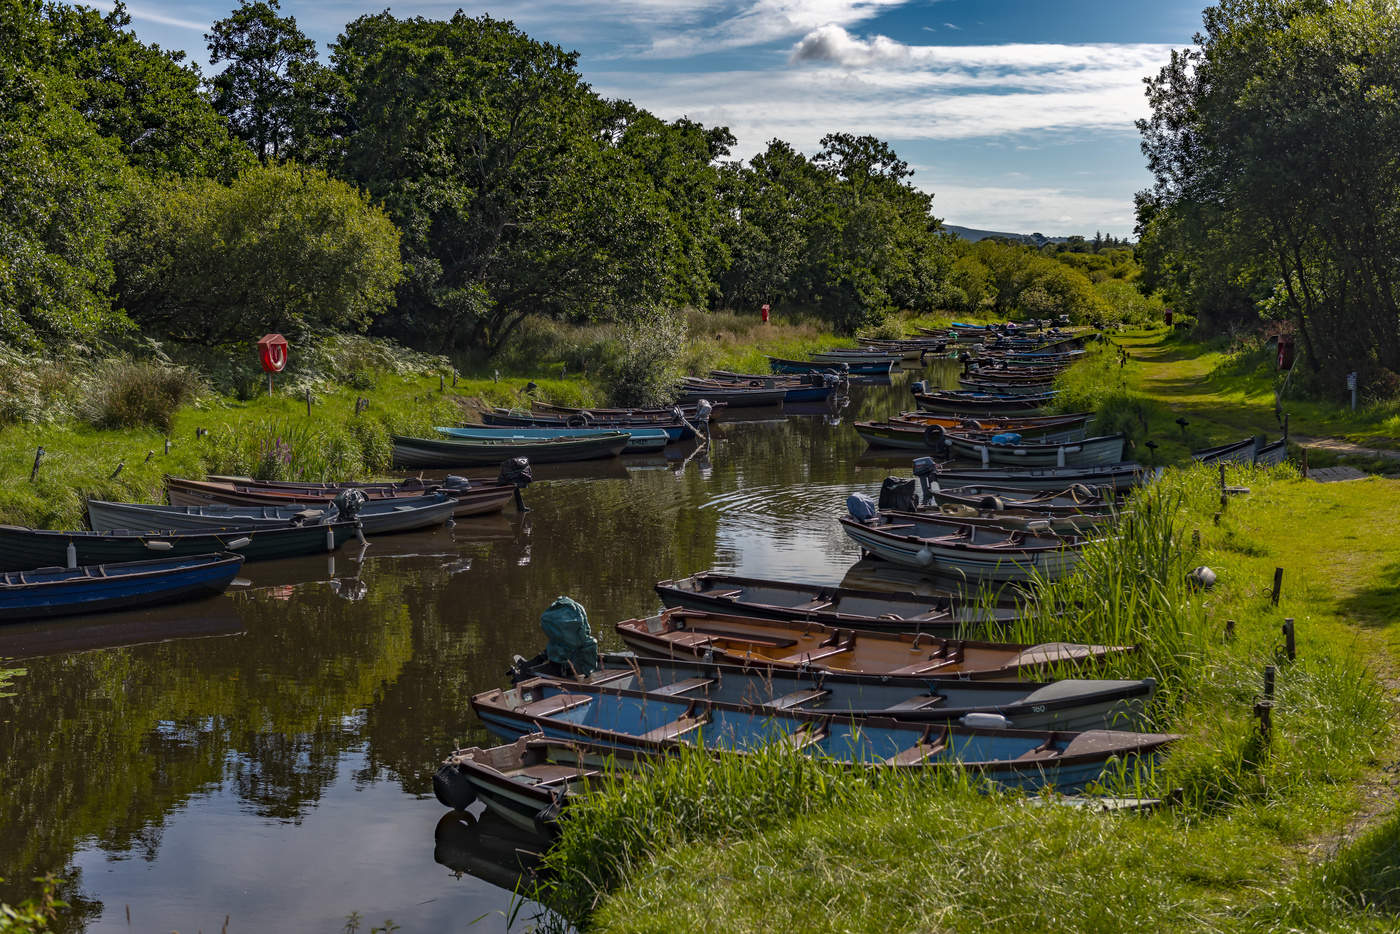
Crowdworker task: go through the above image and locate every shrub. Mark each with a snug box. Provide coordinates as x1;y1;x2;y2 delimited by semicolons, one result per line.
599;310;685;407
81;360;199;432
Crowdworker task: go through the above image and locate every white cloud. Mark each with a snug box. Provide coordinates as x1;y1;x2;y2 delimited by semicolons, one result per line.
645;0;911;58
85;0;209;32
790;25;1173;71
930;183;1139;234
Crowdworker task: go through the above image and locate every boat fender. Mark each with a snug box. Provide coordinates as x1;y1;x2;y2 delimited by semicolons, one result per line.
143;540;174;551
224;537;252;550
846;492;879;522
960;712;1011;730
1187;566;1217;590
326;526;336;551
977;496;1005;512
914;546;935;567
66;541;77;569
1027;519;1053;533
431;764;477;810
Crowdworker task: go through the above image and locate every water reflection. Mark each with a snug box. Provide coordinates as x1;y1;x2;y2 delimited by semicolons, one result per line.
0;359;964;931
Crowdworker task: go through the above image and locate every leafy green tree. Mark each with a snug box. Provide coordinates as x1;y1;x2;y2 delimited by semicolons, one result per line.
1138;0;1400;387
0;55;131;349
22;0;248;180
112;162;402;344
206;0;319;163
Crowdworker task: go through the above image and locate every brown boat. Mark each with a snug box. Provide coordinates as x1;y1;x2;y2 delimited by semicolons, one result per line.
616;608;1132;678
889;412;1092;432
166;476;516;517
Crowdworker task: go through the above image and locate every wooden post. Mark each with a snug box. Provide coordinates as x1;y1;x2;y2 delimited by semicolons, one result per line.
1283;618;1296;661
1301;448;1309;479
29;446;44;482
1225;619;1236;642
110;461;123;479
1270;567;1284;606
1218;463;1226;494
440;373;445;392
144;450;155;463
1263;665;1276;700
1213;511;1221;526
305;387;312;418
164;437;171;455
1191;528;1201;548
1254;699;1273;744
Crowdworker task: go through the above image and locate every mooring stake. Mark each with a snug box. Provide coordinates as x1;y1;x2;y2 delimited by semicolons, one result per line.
440;373;445;391
1254;698;1274;744
1263;664;1276;700
1283;617;1296;661
164;437;171;455
144;450;155;463
1213;511;1221;526
1225;618;1236;642
305;387;312;418
29;446;44;482
1191;528;1201;548
110;461;124;479
1270;567;1284;606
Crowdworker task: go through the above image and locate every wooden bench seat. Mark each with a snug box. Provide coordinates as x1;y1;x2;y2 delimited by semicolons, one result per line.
649;677;715;697
883;694;946;711
638;715;707;743
763;688;831;710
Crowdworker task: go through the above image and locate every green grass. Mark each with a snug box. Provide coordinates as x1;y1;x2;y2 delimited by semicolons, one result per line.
534;467;1400;932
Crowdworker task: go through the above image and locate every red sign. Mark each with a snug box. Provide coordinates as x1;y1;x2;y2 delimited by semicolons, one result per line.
1277;335;1295;370
258;333;289;373
761;303;771;323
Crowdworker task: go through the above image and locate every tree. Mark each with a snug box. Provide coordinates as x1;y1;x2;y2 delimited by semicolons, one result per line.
1138;0;1400;388
29;0;248;180
112;162;402;344
206;0;319;163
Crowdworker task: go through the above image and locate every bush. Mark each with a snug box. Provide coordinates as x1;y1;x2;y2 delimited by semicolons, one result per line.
81;360;199;432
599;310;685;407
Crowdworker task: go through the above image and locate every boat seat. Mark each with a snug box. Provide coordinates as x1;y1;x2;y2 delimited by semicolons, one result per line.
884;694;946;711
649;677;715;697
703;589;744;599
777;723;828;750
887;655;964;676
524;764;601;787
689;627;797;648
880;524;916;532
511;693;594;720
664;632;716;648
763;688;831;710
1015;735;1061;761
638;715;707;743
885;736;947;765
788;599;833;612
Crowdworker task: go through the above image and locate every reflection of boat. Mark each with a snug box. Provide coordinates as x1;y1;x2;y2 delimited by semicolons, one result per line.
432;809;547;893
0;602;245;658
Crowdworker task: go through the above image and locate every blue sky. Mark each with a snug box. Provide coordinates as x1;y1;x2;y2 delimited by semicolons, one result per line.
87;0;1209;236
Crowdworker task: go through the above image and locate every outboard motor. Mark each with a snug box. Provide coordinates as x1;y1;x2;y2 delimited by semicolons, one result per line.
912;457;939;502
498;456;533;513
922;424;949;455
694;399;714;425
540;595;599;677
878;476;919;512
330;488;368;521
911;380;929;396
440;475;473;491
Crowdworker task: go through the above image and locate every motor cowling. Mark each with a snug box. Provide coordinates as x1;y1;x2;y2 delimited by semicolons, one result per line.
498;456;533;488
331;488;368;520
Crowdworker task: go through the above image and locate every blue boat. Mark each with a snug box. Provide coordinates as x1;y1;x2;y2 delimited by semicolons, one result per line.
481;409;695;442
471;678;1177;794
435;425;670;453
0;553;244;621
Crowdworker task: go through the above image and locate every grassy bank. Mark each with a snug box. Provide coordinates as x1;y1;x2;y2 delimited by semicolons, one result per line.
535;466;1400;931
0;309;975;529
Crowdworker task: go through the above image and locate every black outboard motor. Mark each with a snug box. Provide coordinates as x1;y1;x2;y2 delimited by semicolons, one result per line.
878;476;919;512
911;380;929;396
330;488;368;521
912;456;938;503
440;474;473;491
498;456;533;512
922;424;949;455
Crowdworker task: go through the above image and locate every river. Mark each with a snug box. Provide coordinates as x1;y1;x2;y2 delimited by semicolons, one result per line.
0;360;960;932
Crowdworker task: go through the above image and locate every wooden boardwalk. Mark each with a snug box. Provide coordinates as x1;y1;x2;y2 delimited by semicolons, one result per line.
1308;466;1369;483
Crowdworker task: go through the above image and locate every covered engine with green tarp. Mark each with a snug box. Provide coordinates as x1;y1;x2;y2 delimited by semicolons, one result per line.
540;596;599;676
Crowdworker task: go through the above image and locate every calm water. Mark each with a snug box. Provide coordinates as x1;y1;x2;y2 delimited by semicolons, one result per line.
0;362;961;932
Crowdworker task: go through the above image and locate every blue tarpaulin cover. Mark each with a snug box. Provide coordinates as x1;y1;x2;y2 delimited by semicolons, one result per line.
541;596;599;676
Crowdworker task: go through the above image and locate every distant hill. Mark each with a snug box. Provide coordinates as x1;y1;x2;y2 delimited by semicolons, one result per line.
943;225;1069;246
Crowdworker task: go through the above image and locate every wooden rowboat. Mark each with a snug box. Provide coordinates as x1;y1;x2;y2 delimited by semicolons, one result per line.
0;553;245;621
1191;436;1289;466
655;570;1019;630
0;522;360;573
87;494;458;536
913;390;1055;415
616;607;1132;677
169;476;516;518
391;433;629;468
468;680;1173;795
435;425;669;453
941;432;1126;468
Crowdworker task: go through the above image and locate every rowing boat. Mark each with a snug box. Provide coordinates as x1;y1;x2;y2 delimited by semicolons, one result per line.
839;511;1091;582
616;607;1131;676
913;390;1056;415
923;462;1155;493
0;521;360;572
1191;436;1289;466
941;432;1127;468
435;425;669;453
168;476;516;518
87;493;458;536
0;553;245;621
655;570;1019;629
391;433;629;468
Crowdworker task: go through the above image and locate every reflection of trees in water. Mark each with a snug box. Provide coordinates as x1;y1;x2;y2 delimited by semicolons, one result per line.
0;582;416;925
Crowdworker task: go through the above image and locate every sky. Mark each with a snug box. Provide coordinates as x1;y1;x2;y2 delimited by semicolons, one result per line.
84;0;1211;237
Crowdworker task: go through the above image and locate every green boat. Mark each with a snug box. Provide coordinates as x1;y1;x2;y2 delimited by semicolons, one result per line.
0;522;362;573
391;432;630;468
